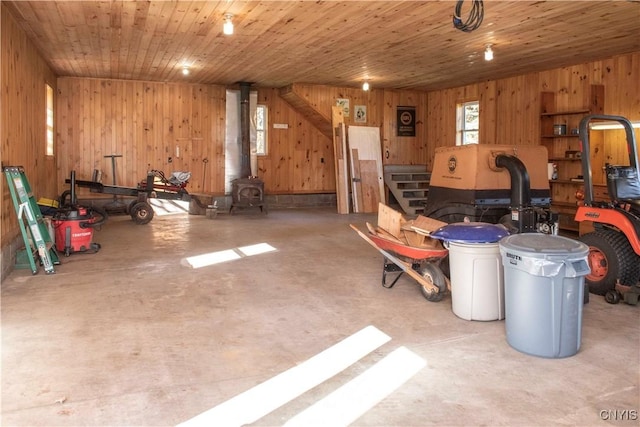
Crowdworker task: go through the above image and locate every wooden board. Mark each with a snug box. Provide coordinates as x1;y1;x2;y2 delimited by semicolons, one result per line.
411;215;448;235
348;125;384;213
367;222;406;244
350;148;364;212
360;160;381;213
331;105;349;214
377;202;405;239
404;230;426;248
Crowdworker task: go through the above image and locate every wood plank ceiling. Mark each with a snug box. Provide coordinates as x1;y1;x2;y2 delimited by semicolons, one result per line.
4;0;640;91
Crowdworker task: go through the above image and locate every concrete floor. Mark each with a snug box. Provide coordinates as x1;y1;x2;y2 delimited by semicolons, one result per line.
1;205;639;426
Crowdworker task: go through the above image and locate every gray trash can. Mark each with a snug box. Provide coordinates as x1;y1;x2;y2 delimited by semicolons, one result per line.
499;234;590;358
431;222;509;321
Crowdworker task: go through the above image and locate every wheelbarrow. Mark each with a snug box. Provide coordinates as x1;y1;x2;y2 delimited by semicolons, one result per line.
350;223;450;302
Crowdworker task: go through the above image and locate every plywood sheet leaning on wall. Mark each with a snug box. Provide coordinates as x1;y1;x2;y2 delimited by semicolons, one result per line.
348;126;385;213
331;106;349;213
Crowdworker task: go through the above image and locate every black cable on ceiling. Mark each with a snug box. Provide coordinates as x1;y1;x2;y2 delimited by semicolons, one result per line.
452;0;484;33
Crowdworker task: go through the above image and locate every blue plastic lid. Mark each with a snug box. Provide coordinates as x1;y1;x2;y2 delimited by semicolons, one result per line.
431;222;509;243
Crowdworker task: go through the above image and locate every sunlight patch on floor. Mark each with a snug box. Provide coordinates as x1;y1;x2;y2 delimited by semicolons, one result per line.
149;198;190;216
182;243;277;269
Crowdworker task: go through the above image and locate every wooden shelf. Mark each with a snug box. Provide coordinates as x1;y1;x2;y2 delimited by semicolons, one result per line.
541;134;580;138
550;179;584;185
540;84;604;232
540;109;590;117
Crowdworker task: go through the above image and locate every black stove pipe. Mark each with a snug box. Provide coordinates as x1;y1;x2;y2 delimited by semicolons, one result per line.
239;82;252;178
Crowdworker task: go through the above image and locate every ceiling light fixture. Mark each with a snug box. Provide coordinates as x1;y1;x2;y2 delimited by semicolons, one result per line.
182;66;190;76
362;81;370;91
484;44;494;61
223;13;234;35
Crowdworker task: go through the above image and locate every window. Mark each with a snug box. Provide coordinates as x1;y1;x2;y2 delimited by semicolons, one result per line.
255;104;268;155
46;84;54;156
457;100;479;145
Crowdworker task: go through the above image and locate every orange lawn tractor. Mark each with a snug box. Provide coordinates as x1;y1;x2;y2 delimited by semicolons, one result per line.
575;114;640;305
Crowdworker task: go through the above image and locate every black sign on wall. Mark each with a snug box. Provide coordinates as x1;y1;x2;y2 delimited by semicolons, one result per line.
397;106;416;137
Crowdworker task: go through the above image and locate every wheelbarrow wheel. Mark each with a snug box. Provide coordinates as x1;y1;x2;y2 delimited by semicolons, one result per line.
419;263;447;302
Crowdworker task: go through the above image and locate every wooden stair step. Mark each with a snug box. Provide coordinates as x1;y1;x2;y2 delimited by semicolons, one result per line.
389;174;431;181
396;182;430;188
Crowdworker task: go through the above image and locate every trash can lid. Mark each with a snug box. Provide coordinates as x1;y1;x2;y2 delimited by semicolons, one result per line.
499;233;589;257
431;222;509;243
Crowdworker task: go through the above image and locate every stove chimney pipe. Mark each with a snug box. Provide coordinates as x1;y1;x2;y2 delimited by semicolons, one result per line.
239;82;252;178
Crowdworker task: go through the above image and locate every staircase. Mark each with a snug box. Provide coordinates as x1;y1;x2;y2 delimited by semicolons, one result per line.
383;165;431;216
279;84;333;139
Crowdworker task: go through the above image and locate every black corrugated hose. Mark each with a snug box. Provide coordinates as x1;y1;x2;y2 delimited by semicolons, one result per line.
453;0;484;32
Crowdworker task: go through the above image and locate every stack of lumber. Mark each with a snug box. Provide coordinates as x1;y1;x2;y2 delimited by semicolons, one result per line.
374;203;447;249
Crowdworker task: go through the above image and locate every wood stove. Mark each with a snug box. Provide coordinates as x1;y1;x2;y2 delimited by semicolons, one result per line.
230;177;266;214
229;82;267;214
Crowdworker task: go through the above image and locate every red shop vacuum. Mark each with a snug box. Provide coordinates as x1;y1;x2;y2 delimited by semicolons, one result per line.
53;171;107;256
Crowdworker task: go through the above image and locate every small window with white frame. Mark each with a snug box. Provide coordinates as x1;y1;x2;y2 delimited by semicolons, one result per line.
456;100;479;145
255;104;268;156
46;84;54;156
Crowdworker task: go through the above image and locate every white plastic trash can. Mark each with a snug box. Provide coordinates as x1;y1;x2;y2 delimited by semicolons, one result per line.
448;241;504;321
499;234;590;358
432;222;509;321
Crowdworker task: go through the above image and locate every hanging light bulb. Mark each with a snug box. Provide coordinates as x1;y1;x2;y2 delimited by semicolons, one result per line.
362;81;370;91
182;66;190;76
484;44;494;61
223;13;234;35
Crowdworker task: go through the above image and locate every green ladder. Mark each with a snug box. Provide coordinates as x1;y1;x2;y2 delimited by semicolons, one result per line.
3;166;59;274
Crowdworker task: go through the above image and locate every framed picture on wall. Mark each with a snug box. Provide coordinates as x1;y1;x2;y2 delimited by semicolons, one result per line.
354;105;367;123
336;98;350;117
397;106;416;136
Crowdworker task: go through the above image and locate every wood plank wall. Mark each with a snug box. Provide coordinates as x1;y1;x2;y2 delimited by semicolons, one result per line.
255;88;335;194
1;4;57;247
55;81;429;196
425;52;640;170
287;84;429;167
56;78;226;197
